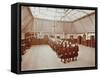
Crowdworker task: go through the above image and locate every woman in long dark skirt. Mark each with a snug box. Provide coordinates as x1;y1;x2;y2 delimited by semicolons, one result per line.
74;43;79;61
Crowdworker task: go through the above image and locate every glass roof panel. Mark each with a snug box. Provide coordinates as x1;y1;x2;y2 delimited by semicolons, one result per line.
30;7;95;22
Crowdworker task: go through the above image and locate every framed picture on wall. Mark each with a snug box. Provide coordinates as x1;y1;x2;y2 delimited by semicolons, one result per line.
11;2;98;74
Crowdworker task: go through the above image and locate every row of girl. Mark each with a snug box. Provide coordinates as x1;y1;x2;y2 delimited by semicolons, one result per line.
49;39;79;63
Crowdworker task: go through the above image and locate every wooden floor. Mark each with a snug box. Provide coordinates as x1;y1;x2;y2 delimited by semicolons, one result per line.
21;45;95;71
